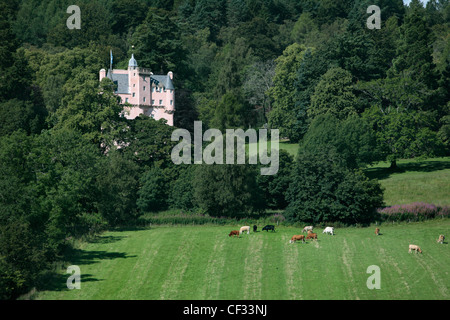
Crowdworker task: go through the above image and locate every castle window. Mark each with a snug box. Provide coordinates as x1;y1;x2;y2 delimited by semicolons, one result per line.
159;100;163;105
143;86;146;91
132;93;135;97
152;99;155;104
170;100;173;105
143;97;146;102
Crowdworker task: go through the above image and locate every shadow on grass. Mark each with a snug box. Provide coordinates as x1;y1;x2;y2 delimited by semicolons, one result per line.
88;235;127;244
36;272;102;292
364;160;450;181
37;248;137;293
69;249;137;266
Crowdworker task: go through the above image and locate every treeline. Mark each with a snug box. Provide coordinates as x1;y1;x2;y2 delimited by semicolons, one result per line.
0;0;449;299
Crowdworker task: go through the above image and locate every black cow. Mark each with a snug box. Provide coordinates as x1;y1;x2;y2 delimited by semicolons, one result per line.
262;225;275;232
253;225;257;232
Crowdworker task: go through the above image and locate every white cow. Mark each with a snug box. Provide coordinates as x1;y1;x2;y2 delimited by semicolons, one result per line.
323;227;334;235
302;226;313;233
239;226;250;235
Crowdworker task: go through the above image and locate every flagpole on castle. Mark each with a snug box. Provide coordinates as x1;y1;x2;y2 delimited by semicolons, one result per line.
110;49;113;71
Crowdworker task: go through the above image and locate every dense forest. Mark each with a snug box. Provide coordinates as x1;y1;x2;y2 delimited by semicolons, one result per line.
0;0;449;299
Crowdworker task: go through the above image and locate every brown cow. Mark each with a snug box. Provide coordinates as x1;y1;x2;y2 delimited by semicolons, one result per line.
289;235;305;244
306;232;318;241
375;228;380;236
228;230;240;237
408;244;422;254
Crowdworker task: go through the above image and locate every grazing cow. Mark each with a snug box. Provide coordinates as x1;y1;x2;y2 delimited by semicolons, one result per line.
323;227;334;235
253;225;257;232
437;234;445;244
375;228;380;236
306;232;318;241
262;225;275;232
302;226;313;233
239;226;250;235
408;244;422;254
228;230;240;237
289;235;305;244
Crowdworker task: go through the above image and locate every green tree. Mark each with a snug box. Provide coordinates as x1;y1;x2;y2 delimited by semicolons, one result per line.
111;0;148;34
0;1;18;71
137;167;169;212
47;1;113;49
120;114;178;170
208;37;254;98
301;114;378;169
131;7;187;74
242;59;275;125
193;163;264;218
96;149;140;226
256;149;294;209
268;43;310;139
285;147;384;225
51;75;124;149
362;106;444;168
226;0;251;26
190;0;227;40
0;128;102;299
210;90;254;131
388;6;439;89
234;17;281;61
290;12;319;45
168;165;197;211
308;67;359;120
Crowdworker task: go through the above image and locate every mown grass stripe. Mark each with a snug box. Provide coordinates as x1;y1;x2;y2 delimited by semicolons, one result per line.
242;234;263;299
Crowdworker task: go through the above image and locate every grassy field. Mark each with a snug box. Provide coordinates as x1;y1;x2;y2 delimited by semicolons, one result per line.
365;157;450;206
35;219;449;300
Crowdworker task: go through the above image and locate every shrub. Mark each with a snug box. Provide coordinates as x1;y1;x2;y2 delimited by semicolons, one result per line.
378;202;450;222
138;210;236;226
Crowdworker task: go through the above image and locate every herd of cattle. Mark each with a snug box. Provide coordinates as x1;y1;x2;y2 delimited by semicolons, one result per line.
228;225;446;254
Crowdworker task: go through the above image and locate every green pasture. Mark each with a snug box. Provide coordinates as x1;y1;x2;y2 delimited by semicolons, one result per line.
365;157;450;206
35;219;449;300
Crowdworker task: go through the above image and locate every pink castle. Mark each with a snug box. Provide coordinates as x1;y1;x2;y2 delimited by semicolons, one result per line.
99;54;175;126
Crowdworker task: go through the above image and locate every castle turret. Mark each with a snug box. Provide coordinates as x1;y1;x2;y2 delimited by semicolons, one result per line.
128;54;138;69
99;68;106;81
